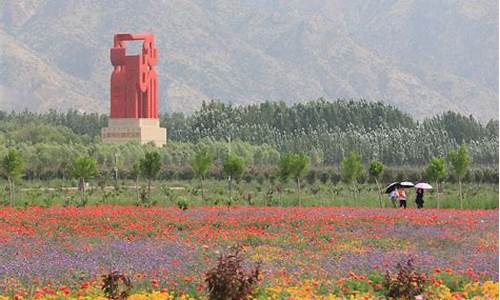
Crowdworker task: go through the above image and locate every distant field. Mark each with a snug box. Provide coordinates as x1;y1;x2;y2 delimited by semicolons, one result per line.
5;180;498;210
0;206;497;299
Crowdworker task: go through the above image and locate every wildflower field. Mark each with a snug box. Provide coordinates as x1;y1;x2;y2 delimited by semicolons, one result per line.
0;206;498;299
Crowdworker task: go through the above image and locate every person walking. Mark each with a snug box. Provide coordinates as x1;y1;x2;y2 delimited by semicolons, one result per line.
398;187;407;209
415;188;424;209
389;188;398;208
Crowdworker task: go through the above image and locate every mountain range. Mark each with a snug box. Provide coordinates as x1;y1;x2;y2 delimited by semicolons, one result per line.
0;0;498;120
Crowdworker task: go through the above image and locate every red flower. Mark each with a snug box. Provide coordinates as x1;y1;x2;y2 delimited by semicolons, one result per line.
80;282;90;289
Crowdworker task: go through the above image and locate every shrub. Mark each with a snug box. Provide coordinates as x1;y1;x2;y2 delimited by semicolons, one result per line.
101;271;132;300
243;173;253;183
319;171;330;184
383;258;427;299
305;169;317;185
177;166;195;181
205;245;261;300
176;198;189;211
256;174;266;185
329;170;341;184
309;184;321;195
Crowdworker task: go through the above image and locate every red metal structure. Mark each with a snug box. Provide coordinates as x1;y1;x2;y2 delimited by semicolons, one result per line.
110;33;158;119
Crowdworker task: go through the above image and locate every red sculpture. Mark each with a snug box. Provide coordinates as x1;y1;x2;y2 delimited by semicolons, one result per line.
110;33;158;119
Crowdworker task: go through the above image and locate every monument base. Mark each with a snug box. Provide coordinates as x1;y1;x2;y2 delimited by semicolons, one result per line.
101;118;166;146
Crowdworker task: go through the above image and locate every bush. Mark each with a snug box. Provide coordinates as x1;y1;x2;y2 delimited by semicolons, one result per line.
101;271;132;300
160;168;175;180
305;169;317;185
176;198;189;211
309;184;321;195
243;173;253;183
329;170;341;184
177;166;194;181
482;167;499;183
256;174;265;185
319;171;330;184
205;245;261;300
383;258;427;299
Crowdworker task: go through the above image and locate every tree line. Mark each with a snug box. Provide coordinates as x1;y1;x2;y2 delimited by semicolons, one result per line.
0;143;477;208
1;99;497;166
161;100;498;165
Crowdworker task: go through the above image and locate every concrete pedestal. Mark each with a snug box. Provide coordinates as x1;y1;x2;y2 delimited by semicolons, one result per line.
101;118;166;146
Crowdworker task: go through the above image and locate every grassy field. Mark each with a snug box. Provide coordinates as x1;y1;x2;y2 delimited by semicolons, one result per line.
3;179;498;209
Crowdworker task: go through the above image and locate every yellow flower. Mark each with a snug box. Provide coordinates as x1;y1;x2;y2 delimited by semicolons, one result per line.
482;281;499;299
464;281;499;299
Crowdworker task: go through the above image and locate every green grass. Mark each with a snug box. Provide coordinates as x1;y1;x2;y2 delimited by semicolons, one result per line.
1;178;498;209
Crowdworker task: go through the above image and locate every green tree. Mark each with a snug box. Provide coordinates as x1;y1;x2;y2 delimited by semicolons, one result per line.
190;147;213;201
278;154;292;205
223;154;245;200
425;157;447;208
70;156;97;206
279;153;310;205
1;149;25;206
140;151;162;200
448;145;471;209
369;160;384;208
341;152;363;200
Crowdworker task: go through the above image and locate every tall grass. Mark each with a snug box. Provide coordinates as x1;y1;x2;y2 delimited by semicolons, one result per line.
3;179;498;209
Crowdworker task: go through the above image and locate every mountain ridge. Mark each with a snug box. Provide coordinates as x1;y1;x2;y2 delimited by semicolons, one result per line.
0;0;497;120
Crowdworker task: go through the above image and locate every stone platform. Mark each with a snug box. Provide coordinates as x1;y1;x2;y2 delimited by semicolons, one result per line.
101;118;166;146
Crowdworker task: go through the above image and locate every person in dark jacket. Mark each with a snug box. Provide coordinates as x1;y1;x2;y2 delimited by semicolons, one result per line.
415;188;424;208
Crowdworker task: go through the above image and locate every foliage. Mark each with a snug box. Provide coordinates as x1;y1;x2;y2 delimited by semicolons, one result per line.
0;109;106;138
0;102;496;184
191;147;213;201
1;149;24;180
0;149;25;206
70;156;97;206
190;147;213;179
448;144;471;179
423;111;490;144
0;102;496;186
70;156;97;181
341;152;363;184
383;258;427;299
205;245;261;300
448;144;471;208
101;271;132;300
279;153;310;182
223;154;245;181
161;100;498;166
425;157;447;182
140;151;162;181
176;198;189;211
368;160;384;179
140;151;162;200
278;153;310;204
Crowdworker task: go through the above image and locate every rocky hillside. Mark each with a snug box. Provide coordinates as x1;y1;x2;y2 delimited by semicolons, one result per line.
0;0;497;120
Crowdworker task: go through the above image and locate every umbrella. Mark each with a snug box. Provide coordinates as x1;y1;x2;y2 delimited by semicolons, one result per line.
415;182;432;190
384;182;400;194
399;181;414;188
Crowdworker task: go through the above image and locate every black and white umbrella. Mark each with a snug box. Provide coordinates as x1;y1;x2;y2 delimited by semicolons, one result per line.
384;181;414;193
384;182;400;194
399;181;414;188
